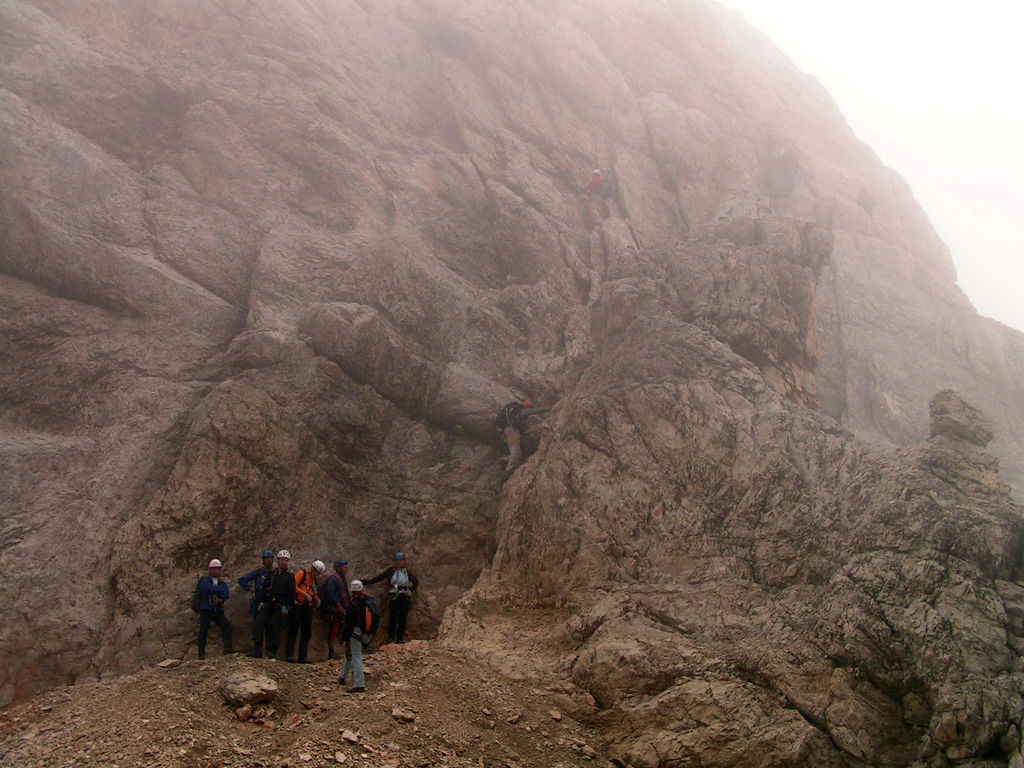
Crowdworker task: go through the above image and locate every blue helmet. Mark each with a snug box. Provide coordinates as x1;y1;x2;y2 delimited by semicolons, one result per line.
261;549;274;559
394;552;405;560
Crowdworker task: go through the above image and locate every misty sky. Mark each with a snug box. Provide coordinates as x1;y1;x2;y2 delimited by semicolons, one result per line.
723;0;1024;333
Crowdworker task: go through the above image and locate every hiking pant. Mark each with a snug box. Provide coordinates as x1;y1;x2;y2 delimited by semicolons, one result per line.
327;609;344;656
198;609;232;656
286;604;314;661
254;604;285;656
387;592;412;643
339;636;365;689
503;425;522;471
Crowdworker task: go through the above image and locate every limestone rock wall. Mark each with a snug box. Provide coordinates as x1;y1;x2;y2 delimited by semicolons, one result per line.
2;1;1024;765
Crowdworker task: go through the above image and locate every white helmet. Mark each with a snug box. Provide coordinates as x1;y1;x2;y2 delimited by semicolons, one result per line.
592;168;602;176
277;549;291;559
208;559;222;568
312;560;326;574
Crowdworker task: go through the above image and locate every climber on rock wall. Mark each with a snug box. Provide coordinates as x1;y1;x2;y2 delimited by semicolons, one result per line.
581;168;604;195
495;399;550;473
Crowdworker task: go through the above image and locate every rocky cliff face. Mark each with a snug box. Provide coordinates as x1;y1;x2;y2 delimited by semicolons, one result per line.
2;1;1024;765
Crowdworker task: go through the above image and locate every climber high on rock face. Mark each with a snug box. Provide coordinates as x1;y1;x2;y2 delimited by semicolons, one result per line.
495;399;549;472
581;168;604;196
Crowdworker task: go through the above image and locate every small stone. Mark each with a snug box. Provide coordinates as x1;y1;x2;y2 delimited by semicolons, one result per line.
157;659;181;669
391;705;416;723
335;753;347;764
299;754;312;762
507;713;521;724
341;730;359;743
582;745;598;758
549;710;562;721
235;704;253;722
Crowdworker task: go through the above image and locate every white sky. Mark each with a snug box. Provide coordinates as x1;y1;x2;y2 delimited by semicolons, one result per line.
723;0;1024;332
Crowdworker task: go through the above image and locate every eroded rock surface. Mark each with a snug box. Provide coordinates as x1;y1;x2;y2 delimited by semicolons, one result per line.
2;1;1024;766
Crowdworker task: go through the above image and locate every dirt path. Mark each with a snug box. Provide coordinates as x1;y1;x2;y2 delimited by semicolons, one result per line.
0;641;608;768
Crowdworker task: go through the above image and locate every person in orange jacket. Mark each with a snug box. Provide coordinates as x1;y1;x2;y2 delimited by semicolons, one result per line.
285;559;326;663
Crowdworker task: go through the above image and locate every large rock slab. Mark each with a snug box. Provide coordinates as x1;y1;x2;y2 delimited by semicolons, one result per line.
219;673;279;707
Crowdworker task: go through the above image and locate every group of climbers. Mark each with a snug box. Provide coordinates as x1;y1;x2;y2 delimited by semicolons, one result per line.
192;550;417;691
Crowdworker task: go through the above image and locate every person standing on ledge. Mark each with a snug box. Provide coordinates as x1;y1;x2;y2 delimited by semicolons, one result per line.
254;550;295;659
286;559;325;664
338;580;378;693
365;552;419;644
325;559;351;660
238;549;275;657
197;558;232;660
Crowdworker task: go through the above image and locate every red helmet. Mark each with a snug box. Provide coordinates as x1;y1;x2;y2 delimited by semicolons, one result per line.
521;400;534;407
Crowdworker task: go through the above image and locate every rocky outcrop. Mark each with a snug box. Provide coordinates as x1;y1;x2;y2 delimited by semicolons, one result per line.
2;1;1023;766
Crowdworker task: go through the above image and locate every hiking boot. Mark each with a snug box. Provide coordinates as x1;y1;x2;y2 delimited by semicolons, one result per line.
297;658;311;664
197;651;206;660
350;687;365;693
285;657;295;663
249;649;263;659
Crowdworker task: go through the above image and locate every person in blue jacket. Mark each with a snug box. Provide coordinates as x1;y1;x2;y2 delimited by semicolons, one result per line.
197;559;232;659
238;549;275;656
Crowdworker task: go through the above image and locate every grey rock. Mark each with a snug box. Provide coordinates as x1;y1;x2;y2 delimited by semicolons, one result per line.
219;673;278;707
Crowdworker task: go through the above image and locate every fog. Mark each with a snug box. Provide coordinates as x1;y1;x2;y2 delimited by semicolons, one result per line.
725;0;1024;332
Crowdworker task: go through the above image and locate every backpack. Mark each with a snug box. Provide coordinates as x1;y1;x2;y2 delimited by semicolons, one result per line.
357;596;379;640
190;578;203;613
495;401;522;432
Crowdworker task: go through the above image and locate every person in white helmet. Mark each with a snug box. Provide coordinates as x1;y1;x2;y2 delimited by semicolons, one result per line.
338;580;378;692
196;558;232;660
253;550;295;659
581;168;604;195
286;559;326;663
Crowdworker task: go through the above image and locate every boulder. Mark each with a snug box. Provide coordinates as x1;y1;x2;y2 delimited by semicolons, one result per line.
219;674;279;708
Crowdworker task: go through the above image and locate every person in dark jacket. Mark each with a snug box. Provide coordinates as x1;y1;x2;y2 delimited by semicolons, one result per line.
197;559;232;660
252;550;296;659
365;552;418;644
238;549;274;656
325;559;351;659
338;580;376;692
495;399;548;473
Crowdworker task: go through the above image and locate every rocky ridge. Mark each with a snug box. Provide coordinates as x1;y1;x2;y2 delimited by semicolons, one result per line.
2;1;1024;766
